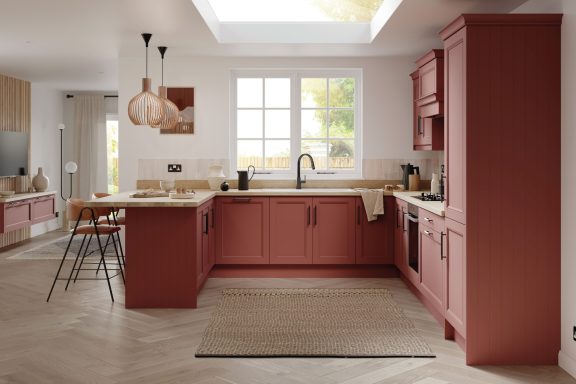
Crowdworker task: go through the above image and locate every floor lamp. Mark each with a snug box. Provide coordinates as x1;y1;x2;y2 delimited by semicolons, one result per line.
59;124;77;231
59;124;77;201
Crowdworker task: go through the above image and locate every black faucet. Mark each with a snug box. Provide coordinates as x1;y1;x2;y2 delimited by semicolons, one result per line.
296;153;315;189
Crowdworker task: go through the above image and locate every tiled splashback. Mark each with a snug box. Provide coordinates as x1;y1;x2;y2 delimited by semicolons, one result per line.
139;157;442;181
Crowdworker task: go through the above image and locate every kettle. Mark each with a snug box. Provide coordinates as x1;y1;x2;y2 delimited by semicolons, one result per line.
400;163;413;190
238;165;255;190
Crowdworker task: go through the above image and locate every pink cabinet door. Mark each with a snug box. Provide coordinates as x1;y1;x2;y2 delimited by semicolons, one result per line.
419;226;444;314
444;28;466;224
393;199;407;272
3;200;31;233
215;197;270;264
444;217;466;336
31;196;55;223
355;197;394;264
270;197;312;264
312;197;355;264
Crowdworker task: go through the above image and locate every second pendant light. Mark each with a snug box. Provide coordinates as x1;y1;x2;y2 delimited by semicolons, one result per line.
151;46;180;130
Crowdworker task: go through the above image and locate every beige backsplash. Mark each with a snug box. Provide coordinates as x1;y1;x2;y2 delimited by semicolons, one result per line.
138;157;442;183
136;179;432;191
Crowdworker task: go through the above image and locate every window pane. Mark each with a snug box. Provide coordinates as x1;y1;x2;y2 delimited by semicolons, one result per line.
237;110;263;138
329;140;354;169
301;78;327;108
106;119;119;194
237;78;263;108
301;140;327;169
265;110;290;138
328;109;354;138
265;78;290;108
329;78;355;107
238;140;263;168
265;140;290;169
301;110;326;138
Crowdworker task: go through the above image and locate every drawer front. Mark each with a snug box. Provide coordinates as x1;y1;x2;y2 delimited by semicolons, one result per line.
5;202;32;231
32;197;55;222
419;208;445;233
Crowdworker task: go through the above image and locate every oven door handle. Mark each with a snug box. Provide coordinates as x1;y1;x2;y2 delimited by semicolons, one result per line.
407;215;419;223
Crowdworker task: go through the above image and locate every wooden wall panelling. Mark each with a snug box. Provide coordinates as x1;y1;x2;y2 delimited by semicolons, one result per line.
0;74;31;248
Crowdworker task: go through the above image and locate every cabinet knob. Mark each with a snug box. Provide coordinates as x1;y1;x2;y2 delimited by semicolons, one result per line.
424;217;433;223
424;230;433;236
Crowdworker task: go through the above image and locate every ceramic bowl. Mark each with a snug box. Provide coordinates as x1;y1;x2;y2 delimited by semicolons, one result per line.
0;191;15;197
159;180;175;192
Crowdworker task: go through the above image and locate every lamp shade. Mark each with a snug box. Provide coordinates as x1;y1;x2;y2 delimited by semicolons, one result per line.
128;78;165;126
151;86;179;129
65;161;78;174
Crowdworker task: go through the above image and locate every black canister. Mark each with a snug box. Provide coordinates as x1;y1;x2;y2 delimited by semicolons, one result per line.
237;165;255;190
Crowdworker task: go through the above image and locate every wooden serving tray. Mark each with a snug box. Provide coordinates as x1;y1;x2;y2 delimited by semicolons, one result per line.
129;191;169;198
169;192;196;199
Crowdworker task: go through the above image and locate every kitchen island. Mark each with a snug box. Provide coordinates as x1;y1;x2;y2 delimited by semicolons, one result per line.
87;189;424;308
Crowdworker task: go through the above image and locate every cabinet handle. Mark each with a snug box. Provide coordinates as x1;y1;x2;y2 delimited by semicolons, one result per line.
211;208;214;228
417;115;423;135
357;206;361;225
395;208;400;228
424;230;433;237
307;206;310;226
403;213;408;232
232;197;252;202
440;232;446;260
424;217;433;223
314;206;317;226
203;213;209;234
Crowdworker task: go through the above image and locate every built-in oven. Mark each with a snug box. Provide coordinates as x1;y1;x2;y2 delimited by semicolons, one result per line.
406;203;419;273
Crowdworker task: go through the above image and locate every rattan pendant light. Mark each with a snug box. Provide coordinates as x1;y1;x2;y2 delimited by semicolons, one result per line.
151;46;179;129
127;33;164;126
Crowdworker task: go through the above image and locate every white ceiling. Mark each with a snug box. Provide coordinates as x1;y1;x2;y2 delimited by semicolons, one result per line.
0;0;529;91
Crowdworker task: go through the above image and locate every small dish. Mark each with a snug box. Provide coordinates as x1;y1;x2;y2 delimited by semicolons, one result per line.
0;191;15;197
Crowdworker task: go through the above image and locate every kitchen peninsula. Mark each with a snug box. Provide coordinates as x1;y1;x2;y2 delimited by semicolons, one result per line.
85;189;440;308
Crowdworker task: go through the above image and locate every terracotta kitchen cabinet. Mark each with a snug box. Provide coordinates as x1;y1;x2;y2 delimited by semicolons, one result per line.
419;209;445;317
393;198;408;272
196;199;214;288
269;197;313;264
312;197;356;264
411;49;444;151
440;14;561;364
355;196;394;265
215;197;270;264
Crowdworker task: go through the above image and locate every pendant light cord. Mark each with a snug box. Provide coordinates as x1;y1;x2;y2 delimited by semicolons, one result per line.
141;33;153;78
158;46;168;86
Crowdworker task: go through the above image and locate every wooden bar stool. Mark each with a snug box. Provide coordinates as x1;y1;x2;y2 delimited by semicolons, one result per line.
46;198;124;302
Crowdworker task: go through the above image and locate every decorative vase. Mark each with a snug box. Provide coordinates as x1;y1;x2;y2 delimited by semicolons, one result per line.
32;167;49;192
207;165;226;191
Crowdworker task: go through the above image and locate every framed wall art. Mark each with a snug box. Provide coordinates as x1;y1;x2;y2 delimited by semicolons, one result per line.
160;87;195;134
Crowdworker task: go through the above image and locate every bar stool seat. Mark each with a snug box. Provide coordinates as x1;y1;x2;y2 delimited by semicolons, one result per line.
46;198;124;302
97;216;125;225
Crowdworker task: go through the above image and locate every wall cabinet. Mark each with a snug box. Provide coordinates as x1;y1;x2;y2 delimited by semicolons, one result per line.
419;209;445;316
1;194;55;234
215;197;270;264
196;199;215;288
355;196;394;265
411;49;444;151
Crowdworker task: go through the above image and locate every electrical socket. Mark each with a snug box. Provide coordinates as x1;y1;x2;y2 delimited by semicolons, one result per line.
573;326;576;341
168;164;182;172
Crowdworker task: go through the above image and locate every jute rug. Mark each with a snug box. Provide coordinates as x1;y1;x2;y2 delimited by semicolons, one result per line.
195;288;435;358
7;236;118;260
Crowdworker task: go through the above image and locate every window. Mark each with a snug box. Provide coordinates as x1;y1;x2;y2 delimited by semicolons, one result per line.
231;70;361;178
106;115;119;194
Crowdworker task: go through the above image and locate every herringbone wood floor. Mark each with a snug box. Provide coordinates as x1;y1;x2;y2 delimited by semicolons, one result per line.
1;231;574;384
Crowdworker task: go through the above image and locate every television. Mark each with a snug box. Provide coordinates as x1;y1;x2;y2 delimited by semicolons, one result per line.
0;131;29;177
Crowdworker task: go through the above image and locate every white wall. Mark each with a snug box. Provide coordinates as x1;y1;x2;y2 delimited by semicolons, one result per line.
29;84;64;235
118;56;431;190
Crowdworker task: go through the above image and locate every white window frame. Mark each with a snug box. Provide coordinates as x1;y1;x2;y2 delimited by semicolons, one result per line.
230;69;362;179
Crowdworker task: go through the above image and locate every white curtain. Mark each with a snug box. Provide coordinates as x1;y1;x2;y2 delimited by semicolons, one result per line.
74;95;107;200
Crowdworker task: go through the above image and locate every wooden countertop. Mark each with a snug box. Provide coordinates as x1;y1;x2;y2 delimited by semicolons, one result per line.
0;190;57;203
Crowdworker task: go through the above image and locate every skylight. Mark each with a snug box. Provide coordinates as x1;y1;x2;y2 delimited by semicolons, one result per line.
192;0;403;44
207;0;384;23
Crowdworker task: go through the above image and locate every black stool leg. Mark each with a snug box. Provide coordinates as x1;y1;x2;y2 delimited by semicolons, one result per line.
66;234;90;290
73;234;93;283
110;232;125;284
46;233;76;302
93;224;114;302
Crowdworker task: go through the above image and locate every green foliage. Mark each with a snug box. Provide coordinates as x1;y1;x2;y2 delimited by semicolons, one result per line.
311;0;383;22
